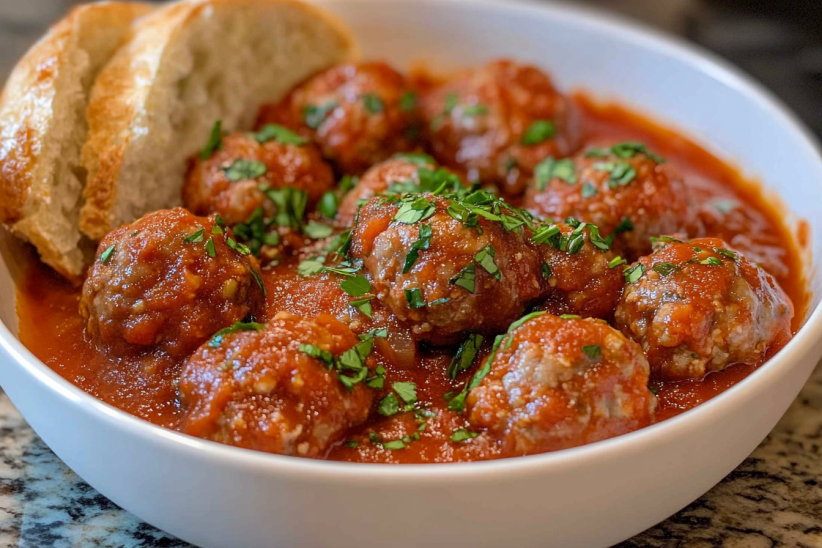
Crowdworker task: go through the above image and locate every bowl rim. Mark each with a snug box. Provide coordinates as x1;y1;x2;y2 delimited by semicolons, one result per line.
2;0;822;481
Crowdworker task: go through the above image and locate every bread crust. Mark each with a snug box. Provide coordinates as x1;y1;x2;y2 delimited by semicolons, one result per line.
0;2;151;280
80;0;358;240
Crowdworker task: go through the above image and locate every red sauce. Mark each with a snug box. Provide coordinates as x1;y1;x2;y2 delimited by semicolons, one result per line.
15;93;808;461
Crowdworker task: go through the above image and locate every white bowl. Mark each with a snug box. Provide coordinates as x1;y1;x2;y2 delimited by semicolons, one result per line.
1;1;821;547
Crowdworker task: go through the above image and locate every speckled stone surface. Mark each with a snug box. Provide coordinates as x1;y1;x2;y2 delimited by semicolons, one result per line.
0;364;820;547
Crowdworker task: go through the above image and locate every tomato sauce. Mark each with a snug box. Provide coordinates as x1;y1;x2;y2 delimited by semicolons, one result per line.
15;94;808;461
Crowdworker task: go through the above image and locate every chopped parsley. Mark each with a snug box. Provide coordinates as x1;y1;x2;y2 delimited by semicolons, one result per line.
400;91;417;112
593;161;636;188
535;157;577;189
205;237;217;258
582;344;602;360
449;263;476;293
474;245;501;280
303;221;334;239
699;256;723;266
447;334;484;379
349;297;373;318
586;141;665;164
250;268;266;297
521;120;556;145
341;275;372;297
226;237;251;256
361;93;384;114
714;247;738;260
403;224;433;273
404;288;425;309
652;262;680;276
251;124;308;146
559;314;581;320
223;159;267;182
183;229;205;243
318;192;339;219
393;381;417;405
581;182;598;198
430;92;458;130
393;196;436;224
210;322;265;347
451;428;479;443
200;120;223;160
382;439;407;450
541;262;552;279
608;256;627;269
377;393;400;417
99;244;115;264
260;186;308;230
298;343;334;365
461;104;489;116
394;152;435;167
302;100;338;129
624;263;646;283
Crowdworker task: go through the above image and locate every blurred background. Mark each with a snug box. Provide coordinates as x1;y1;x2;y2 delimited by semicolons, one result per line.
0;0;820;137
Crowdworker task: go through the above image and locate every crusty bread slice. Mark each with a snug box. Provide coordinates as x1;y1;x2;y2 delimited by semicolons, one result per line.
0;2;152;281
79;0;357;241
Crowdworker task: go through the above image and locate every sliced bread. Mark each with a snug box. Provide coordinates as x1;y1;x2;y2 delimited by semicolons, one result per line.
0;2;152;281
79;0;357;241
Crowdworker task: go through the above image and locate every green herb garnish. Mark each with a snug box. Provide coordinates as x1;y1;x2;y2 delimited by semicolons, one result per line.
251;124;308;146
200;120;223;160
521;120;556;145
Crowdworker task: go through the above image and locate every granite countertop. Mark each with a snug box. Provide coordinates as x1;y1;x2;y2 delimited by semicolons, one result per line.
0;363;819;547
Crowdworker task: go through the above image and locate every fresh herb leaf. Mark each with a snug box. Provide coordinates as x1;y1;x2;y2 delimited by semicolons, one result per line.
302;101;338;129
299;343;334;365
223;159;267;182
200;120;223;160
210;322;265;347
250;268;266;297
400;91;417;112
361;93;385;114
392;381;417;405
382;439;406;450
652;262;680;276
447;334;484;379
403;224;433;273
608;256;627;269
449;263;476;293
404;288;425;309
303;221;334;239
582;344;601;360
559;314;581;319
451;428;479;443
474;245;501;280
341;275;372;297
99;245;115;264
624;263;646;283
205;237;217;258
378;393;401;417
714;247;738;260
225;237;251;256
319;192;339;219
184;228;205;243
261;186;308;230
699;256;723;266
581;182;598;198
349;297;373;318
521;120;556;145
541;262;552;279
393;196;436;224
535;157;577;189
251;124;308;146
394;152;435;167
344;440;359;448
297;259;325;277
593;161;636;188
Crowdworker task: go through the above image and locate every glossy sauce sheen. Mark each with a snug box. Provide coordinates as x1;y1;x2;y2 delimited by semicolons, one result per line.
16;94;807;463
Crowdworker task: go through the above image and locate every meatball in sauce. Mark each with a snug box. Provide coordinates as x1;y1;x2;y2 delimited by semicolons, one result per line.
615;237;793;380
259;62;419;175
80;208;266;358
419;59;580;194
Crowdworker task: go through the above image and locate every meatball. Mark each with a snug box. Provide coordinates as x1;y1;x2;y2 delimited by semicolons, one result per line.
337;154;464;225
419;59;579;194
258;62;418;175
535;222;626;319
183;129;334;226
350;192;543;345
523;142;700;258
180;312;374;456
614;237;794;380
80;208;266;358
467;313;656;455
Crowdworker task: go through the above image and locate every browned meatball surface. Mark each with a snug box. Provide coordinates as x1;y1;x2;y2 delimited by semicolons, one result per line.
180;312;375;456
467;313;656;455
614;237;794;380
258;62;418;175
183;129;334;226
80;208;266;358
419;59;579;194
350;192;543;345
337;154;464;225
534;221;626;319
523;142;700;258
